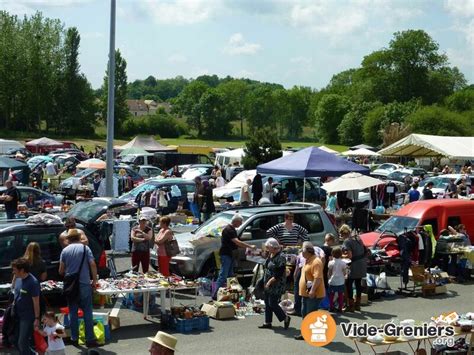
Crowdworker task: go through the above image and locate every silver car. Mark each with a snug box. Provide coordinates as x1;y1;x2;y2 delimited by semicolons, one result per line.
166;203;337;278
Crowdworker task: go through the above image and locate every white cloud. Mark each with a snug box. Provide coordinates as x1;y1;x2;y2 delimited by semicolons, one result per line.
82;31;104;39
290;56;312;65
224;33;261;55
444;0;474;18
234;69;254;78
140;0;221;25
168;53;188;64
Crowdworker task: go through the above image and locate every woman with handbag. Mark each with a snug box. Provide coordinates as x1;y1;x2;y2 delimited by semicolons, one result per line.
340;224;367;312
131;216;153;273
154;216;174;276
258;238;291;330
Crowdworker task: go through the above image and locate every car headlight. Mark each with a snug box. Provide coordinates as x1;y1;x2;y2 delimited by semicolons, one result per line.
179;246;195;256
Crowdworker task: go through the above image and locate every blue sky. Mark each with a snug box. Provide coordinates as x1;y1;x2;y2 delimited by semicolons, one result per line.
2;0;473;90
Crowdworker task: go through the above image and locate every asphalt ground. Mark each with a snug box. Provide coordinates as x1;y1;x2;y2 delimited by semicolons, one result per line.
4;256;473;355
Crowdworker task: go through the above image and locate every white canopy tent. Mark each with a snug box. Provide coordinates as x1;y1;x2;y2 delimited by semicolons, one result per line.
378;134;474;160
342;148;380;157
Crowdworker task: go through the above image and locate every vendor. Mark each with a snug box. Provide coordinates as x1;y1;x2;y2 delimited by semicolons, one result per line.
25;194;38;209
59;217;88;248
154;216;173;276
448;224;471;246
0;180;20;219
130;216;153;273
266;212;309;246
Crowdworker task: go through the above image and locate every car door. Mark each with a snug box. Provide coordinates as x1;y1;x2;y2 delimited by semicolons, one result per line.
293;212;327;246
236;214;280;273
0;234;21;283
19;228;65;281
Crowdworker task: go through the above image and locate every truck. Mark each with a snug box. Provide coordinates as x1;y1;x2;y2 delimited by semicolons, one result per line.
120;152;213;170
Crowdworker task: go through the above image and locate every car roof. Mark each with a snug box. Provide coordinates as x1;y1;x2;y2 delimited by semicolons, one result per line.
228;203;323;217
395;199;474;219
143;177;194;185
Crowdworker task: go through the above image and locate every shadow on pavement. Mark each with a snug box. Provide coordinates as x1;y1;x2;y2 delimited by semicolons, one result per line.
323;341;356;353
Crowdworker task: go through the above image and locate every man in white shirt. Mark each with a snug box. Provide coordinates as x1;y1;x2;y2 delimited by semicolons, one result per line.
262;177;274;203
239;179;252;207
45;162;56;176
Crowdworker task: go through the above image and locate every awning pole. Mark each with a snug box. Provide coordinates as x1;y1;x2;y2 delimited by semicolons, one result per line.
303;177;306;202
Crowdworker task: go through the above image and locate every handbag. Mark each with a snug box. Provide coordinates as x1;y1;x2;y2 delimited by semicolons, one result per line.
34;329;48;354
253;277;265;300
62;245;87;303
164;232;180;257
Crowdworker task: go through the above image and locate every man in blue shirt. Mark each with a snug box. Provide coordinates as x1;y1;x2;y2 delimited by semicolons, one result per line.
59;228;98;348
408;183;421;203
11;257;40;355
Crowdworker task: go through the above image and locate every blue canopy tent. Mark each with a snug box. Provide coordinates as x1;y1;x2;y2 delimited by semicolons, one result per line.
257;146;370;201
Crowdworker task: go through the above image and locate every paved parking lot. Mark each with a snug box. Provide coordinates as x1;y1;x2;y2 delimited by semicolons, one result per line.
56;256;474;355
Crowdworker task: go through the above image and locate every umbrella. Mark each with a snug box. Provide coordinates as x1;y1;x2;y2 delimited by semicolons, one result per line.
119;147;153;157
342;148;380;157
25;137;63;147
0;157;28;170
77;158;106;169
322;172;384;193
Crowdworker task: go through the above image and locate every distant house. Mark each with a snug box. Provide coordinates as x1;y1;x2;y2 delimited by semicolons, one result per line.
127;99;172;116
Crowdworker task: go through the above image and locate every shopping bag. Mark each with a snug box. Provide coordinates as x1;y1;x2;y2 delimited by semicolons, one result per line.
217;287;232;302
78;320;106;345
319;294;330;310
33;330;48;354
226;277;243;292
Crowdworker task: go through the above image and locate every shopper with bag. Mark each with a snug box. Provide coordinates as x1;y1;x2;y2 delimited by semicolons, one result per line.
340;224;367;312
130;216;153;273
294;242;325;340
59;229;99;348
258;238;291;331
155;216;179;276
11;257;41;355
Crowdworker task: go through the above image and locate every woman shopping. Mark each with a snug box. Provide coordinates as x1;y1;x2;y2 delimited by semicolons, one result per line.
154;216;174;276
340;224;367;312
258;238;291;331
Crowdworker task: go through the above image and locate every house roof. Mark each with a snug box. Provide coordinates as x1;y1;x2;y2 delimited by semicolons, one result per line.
126;99;148;112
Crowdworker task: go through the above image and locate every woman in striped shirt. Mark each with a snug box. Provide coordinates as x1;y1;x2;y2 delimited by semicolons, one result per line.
266;212;309;247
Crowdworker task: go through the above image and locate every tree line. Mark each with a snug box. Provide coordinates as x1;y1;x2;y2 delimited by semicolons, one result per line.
0;11;97;135
1;11;472;146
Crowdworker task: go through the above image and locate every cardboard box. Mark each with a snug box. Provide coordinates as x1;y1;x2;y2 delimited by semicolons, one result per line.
109;298;122;330
435;285;447;294
168;213;188;224
360;293;369;306
201;302;235;320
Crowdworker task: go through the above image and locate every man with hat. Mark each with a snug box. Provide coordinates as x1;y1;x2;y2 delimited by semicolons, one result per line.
148;331;177;354
130;216;153;273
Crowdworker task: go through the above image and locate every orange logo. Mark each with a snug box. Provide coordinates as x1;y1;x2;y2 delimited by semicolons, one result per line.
301;310;337;347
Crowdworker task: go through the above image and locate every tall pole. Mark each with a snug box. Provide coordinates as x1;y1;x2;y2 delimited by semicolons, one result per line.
105;0;116;197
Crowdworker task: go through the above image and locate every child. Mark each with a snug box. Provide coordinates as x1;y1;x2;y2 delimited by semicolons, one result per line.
39;311;66;355
327;247;347;313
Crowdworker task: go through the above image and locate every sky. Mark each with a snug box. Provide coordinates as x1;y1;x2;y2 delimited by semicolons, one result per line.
1;0;473;90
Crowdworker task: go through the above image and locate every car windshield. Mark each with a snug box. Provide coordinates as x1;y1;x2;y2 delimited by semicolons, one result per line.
182;168;207;179
120;181;160;199
377;216;419;235
67;200;109;223
121;155;136;163
192;213;247;238
74;168;97;178
419;177;450;189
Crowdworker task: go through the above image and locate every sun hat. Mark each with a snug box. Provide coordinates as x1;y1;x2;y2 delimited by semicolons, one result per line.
139;215;149;221
148;331;177;351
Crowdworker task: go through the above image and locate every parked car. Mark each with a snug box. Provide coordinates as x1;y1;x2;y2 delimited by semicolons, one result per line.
181;164;214;181
4;147;32;158
166;203;337;278
119;177;195;213
136;165;163;179
213;176;326;203
359;199;474;262
400;167;427;177
416;174;473;197
49;148;88;161
0;197;125;284
370;163;404;178
0;186;63;206
58;166;143;192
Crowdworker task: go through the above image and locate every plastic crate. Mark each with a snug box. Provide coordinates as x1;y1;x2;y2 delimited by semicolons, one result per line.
171;316;209;334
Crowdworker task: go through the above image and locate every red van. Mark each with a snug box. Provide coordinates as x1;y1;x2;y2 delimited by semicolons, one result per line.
360;200;474;255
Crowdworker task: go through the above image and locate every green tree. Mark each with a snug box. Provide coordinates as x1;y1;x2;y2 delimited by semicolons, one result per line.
197;88;231;138
314;94;350;144
406;106;472;136
338;102;376;146
173;80;209;137
286;86;312;139
217;79;249;137
100;49;129;134
445;88;474;112
245;85;276;129
242;127;282;169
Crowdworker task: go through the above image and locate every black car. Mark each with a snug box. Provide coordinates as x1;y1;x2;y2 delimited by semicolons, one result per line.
0;186;63;206
0;198;126;284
